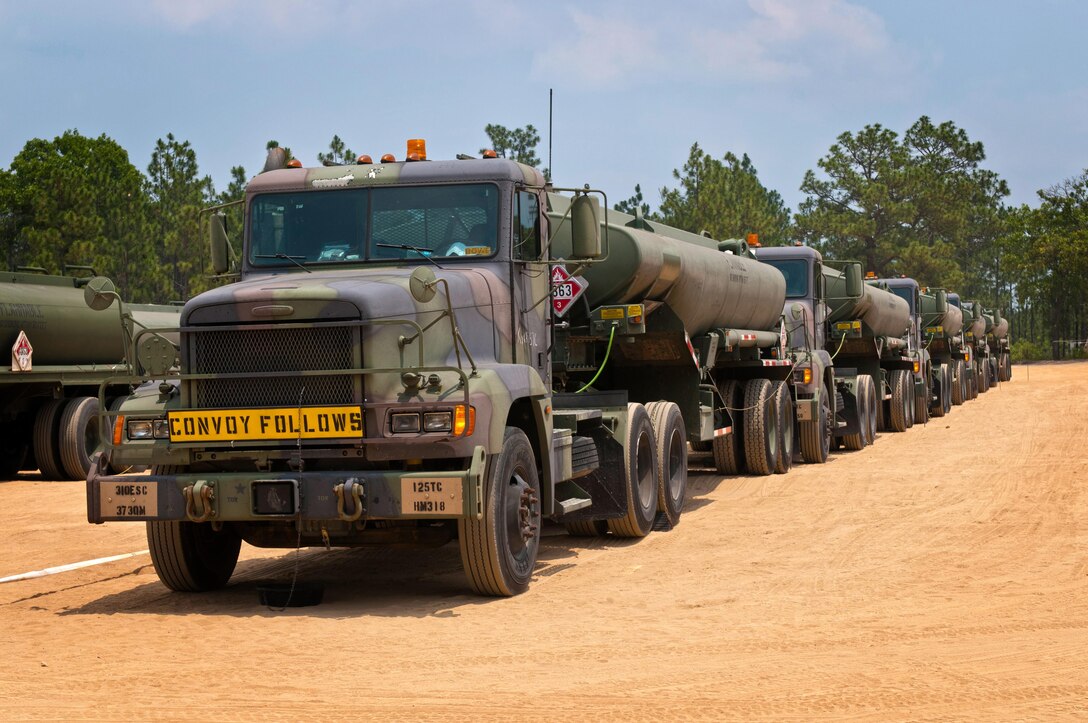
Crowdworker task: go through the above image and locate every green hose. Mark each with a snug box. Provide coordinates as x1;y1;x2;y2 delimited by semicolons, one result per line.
575;325;617;394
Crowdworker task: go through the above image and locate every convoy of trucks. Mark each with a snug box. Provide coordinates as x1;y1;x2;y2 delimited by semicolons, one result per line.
0;270;180;480
0;141;1011;598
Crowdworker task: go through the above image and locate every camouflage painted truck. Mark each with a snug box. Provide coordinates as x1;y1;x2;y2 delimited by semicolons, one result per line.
879;277;950;424
86;141;790;597
949;295;986;399
754;245;912;460
978;307;1011;386
919;286;965;409
0;270;179;479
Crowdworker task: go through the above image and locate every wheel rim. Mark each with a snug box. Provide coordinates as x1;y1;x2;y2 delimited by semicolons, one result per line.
503;471;539;563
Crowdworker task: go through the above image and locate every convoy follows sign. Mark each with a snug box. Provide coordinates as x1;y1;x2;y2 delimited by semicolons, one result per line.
551;264;588;317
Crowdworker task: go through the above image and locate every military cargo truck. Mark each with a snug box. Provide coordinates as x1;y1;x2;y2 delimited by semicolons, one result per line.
986;308;1012;382
0;271;180;479
754;246;911;461
879;277;942;425
86;141;796;597
918;287;962;413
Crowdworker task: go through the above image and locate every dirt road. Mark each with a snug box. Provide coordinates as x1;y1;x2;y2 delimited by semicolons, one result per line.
2;362;1086;720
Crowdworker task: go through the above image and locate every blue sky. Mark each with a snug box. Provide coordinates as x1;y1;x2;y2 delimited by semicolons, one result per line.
1;0;1085;213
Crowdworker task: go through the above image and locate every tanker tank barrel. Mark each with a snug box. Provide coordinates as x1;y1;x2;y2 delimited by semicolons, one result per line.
547;195;786;336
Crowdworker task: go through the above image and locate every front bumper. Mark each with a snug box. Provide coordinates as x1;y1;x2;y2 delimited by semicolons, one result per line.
86;446;487;524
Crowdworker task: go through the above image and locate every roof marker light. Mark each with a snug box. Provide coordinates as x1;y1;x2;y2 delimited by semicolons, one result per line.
406;138;427;160
357;154;373;164
380;153;396;163
286;159;303;168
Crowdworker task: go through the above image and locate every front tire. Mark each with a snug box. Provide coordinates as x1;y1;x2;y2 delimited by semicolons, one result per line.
800;382;831;464
147;465;241;592
460;427;541;596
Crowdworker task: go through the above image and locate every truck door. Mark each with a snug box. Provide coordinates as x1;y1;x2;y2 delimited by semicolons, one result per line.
512;190;550;384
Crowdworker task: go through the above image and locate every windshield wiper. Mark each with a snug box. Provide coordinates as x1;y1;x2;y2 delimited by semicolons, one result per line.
254;253;312;273
375;243;445;270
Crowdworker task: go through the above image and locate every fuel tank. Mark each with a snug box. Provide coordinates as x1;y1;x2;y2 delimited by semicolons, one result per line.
547;197;786;335
0;272;180;366
920;292;962;338
824;270;910;339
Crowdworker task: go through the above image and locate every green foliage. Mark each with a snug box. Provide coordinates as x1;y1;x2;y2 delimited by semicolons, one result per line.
146;133;216;301
1010;339;1047;363
482;124;547;178
614;184;651;217
657;143;790;244
795;117;1008;290
5;130;159;300
317;135;355;166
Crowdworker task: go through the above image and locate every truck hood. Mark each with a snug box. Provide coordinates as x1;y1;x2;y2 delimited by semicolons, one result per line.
182;265;508;326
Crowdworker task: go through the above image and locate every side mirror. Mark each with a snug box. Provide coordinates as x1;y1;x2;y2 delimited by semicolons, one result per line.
570;194;601;260
992;307;1003;325
83;276;118;311
935;289;948;314
209;212;231;274
972;304;981;321
844;262;863;299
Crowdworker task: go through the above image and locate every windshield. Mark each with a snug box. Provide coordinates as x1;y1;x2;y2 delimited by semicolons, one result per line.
764;259;809;298
890;286;915;313
249;183;500;267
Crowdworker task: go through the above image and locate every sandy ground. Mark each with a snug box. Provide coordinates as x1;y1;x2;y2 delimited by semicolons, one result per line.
1;361;1086;721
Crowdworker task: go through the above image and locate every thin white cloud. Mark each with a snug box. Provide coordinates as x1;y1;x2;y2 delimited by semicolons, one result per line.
531;10;663;88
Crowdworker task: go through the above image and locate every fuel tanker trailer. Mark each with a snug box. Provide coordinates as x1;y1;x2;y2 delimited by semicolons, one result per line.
85;139;794;599
0;270;181;479
952;296;987;399
879;277;941;425
919;287;963;413
986;309;1011;382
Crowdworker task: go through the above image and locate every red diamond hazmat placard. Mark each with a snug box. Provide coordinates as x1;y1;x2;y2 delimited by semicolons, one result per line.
551;265;588;317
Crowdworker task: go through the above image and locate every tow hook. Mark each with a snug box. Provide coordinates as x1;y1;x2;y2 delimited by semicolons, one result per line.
183;480;217;522
334;478;364;522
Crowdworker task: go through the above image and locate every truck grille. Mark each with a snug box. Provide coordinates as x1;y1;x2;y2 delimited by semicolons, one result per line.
188;326;358;408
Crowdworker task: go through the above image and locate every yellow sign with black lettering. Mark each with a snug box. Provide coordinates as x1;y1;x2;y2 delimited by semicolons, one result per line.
167;406;363;442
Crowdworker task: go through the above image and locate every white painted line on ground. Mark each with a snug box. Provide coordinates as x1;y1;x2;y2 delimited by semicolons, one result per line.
0;550;149;583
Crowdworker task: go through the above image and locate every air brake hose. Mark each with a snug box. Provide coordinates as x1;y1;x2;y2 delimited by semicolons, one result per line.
575;324;617;394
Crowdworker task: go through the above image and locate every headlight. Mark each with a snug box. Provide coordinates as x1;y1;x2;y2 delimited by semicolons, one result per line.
127;420;153;439
423;411;452;432
390;412;421;433
153;419;171;439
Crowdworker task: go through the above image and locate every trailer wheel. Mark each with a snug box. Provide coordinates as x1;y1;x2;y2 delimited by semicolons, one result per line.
913;374;929;426
742;379;779;476
773;382;794;474
460;427;541;596
978;360;990;393
58;397;102;480
889;370;910;432
842;374;873;451
951;361;965;405
32;399;68;481
147;467;241;592
607;404;658;538
712;380;745;475
799;383;831;464
647;401;686;527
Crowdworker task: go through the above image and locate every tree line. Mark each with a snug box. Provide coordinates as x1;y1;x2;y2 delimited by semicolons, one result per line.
1;122;1084;359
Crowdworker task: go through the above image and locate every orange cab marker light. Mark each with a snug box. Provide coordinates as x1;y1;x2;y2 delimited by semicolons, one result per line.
357;154;373;164
482;149;498;159
913;360;920;374
380;153;396;163
406;138;427;160
286;159;303;168
406;153;421;162
113;416;125;445
453;405;476;436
